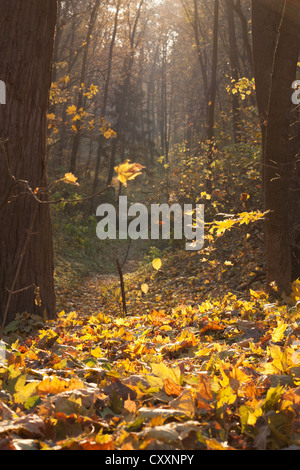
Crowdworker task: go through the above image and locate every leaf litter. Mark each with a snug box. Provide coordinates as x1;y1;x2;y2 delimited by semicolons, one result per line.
1;242;300;450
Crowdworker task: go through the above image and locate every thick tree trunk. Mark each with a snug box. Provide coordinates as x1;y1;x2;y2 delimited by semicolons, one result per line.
0;0;57;330
252;0;300;295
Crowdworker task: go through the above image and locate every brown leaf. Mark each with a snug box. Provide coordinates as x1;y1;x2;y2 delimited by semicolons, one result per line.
169;390;196;418
0;414;46;439
103;377;137;401
197;374;213;402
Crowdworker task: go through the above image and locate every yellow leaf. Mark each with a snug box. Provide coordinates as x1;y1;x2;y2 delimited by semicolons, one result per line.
141;283;149;294
263;344;291;374
103;128;117;139
271;320;287;343
13;376;38;405
217;385;236;410
91;346;103;358
205;438;234;450
114;159;145;187
95;431;114;445
37;376;83;396
152;258;162;271
150;361;181;386
67;104;77;115
64;172;79;185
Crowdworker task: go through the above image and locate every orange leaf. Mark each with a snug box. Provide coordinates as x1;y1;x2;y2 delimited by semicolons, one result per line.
37;376;83;396
124;395;137;414
198;374;213;402
163;378;183;397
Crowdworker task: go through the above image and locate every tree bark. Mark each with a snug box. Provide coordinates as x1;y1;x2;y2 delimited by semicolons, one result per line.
0;0;57;329
252;0;300;295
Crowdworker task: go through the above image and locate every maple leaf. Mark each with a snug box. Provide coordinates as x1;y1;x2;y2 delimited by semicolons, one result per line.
37;376;84;396
114;159;145;187
63;172;79;185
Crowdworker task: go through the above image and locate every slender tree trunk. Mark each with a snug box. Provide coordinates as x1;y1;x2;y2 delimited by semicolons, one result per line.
90;0;121;212
193;0;209;102
106;0;144;186
0;0;57;329
160;41;168;160
232;0;253;75
225;0;242;143
252;0;300;295
206;0;219;192
69;0;100;174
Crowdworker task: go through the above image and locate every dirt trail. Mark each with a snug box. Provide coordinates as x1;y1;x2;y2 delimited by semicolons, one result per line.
57;249;146;316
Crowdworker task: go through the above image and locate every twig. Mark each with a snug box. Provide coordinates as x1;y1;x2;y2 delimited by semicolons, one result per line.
120;239;132;270
0;138;112;212
116;258;127;317
0;178;112;210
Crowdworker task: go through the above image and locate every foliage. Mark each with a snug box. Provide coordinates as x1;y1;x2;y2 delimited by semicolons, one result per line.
2;265;300;450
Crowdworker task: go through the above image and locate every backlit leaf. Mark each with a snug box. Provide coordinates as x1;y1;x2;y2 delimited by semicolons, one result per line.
152;258;162;271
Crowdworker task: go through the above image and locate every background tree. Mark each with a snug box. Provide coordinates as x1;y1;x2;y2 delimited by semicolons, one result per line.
252;0;300;295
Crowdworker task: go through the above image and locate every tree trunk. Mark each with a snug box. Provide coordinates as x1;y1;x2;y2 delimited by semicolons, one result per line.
225;0;242;143
252;0;300;295
69;0;101;174
90;0;121;212
206;0;219;192
232;0;253;75
0;0;57;330
106;0;144;186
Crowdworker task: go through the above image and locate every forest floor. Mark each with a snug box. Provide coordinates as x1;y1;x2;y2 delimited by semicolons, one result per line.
1;232;300;451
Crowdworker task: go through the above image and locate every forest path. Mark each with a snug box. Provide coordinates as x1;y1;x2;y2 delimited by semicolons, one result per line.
56;240;150;317
56;233;265;319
